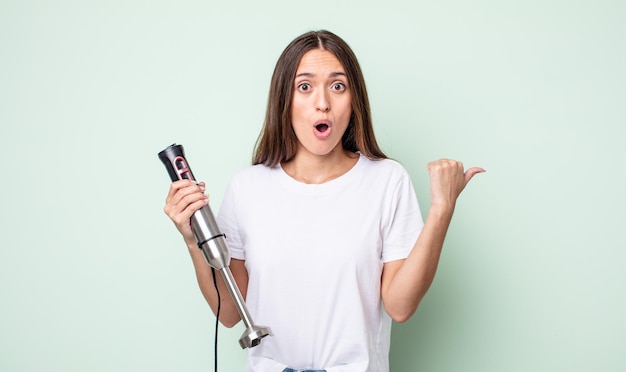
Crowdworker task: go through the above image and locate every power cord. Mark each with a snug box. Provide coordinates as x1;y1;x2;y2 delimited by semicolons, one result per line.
211;268;221;372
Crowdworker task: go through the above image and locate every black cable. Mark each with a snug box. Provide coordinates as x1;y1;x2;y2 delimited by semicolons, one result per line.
211;267;221;372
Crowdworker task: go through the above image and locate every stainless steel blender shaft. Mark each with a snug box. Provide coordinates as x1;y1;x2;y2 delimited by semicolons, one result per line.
193;206;273;348
159;144;272;349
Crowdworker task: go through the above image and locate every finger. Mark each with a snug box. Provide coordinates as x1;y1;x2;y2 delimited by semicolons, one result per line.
464;167;486;185
172;196;209;225
167;189;208;215
164;181;207;215
165;179;197;202
428;159;452;174
166;180;206;204
168;192;209;225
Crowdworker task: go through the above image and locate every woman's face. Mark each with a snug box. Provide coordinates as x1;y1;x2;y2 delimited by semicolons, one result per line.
290;49;352;159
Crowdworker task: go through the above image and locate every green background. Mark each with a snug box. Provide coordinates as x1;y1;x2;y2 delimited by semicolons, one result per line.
1;0;624;371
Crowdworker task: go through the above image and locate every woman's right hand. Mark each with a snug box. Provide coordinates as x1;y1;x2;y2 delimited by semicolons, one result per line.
163;179;209;246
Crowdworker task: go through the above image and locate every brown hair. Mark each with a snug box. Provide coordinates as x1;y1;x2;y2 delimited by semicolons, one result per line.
252;30;387;166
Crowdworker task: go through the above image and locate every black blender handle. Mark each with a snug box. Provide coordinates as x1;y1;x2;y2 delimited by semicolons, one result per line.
158;144;196;182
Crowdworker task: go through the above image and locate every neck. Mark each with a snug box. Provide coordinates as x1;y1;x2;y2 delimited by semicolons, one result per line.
282;148;359;184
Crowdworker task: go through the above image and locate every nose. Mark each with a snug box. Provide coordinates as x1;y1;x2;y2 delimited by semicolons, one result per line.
315;90;330;113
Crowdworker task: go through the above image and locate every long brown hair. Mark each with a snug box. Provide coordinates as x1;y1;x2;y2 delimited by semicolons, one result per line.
253;30;387;166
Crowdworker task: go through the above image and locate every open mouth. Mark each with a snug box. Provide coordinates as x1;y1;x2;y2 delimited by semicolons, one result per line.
315;123;330;133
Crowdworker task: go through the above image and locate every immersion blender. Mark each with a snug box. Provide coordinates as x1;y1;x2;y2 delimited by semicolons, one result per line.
158;144;272;348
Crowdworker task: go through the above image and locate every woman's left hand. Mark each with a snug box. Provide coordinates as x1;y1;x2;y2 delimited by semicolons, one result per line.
427;159;485;210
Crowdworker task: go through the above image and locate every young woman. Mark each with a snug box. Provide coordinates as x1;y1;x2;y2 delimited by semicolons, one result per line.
164;30;484;372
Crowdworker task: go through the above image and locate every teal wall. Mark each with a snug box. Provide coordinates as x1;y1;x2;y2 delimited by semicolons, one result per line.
1;1;624;371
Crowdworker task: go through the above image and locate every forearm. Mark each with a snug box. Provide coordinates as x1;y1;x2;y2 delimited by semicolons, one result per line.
186;241;246;328
383;204;454;322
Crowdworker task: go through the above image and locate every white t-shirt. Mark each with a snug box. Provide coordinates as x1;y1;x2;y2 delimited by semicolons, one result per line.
217;154;423;372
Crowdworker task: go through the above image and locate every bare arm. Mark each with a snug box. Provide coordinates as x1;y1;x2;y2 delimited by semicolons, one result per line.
164;179;246;328
187;243;247;328
381;159;484;322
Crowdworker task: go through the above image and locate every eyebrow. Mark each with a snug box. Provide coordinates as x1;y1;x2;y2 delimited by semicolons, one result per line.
295;71;347;78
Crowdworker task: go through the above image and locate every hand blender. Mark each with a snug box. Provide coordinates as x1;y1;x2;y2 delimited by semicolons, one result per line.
158;144;272;348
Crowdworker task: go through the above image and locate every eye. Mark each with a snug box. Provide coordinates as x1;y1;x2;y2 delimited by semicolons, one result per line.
297;83;311;92
331;82;346;92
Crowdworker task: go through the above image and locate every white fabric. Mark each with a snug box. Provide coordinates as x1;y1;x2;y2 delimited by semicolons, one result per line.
217;154;423;372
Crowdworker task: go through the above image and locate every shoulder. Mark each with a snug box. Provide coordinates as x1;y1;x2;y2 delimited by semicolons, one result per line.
226;164;279;190
358;156;412;180
232;163;276;178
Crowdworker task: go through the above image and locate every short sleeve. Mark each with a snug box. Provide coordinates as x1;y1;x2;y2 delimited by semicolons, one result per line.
217;178;246;260
380;170;423;263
